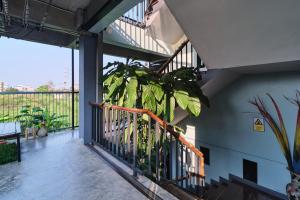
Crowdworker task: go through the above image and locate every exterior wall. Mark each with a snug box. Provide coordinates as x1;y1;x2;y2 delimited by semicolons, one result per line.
178;71;300;194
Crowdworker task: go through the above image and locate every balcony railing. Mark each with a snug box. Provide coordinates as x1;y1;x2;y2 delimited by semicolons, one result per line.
90;102;205;197
0;91;79;131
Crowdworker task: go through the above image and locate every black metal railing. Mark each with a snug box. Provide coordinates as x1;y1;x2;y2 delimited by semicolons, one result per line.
0;91;79;131
157;40;206;74
109;0;169;55
90;102;205;197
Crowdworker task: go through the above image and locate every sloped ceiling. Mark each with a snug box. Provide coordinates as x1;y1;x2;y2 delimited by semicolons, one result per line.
165;0;300;69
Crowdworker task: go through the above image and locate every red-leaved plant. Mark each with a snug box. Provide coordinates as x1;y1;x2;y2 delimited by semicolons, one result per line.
250;91;300;175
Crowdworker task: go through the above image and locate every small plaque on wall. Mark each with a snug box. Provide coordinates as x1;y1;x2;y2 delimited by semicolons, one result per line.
253;118;265;132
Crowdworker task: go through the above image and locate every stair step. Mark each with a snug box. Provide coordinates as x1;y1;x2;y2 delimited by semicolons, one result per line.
159;180;201;200
205;183;228;200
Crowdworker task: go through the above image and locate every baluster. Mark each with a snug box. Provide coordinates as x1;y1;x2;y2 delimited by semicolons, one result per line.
107;107;111;149
169;134;173;180
92;106;95;142
96;106;99;143
155;122;160;181
185;147;189;188
133;112;137;176
176;53;178;70
110;108;113;151
116;110;121;156
113;109;117;154
196;156;200;194
181;48;183;69
181;143;184;187
191;43;193;68
175;140;179;184
185;43;188;68
126;112;131;157
102;106;106;146
147;115;152;175
163;127;167;179
122;111;126;158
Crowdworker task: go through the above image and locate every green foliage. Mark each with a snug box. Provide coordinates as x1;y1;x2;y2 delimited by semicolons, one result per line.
102;59;209;122
250;91;300;174
35;85;50;92
0;115;10;123
5;87;18;92
15;105;68;132
0;143;17;165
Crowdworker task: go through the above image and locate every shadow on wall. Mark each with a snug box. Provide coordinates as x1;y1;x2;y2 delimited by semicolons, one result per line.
179;71;300;194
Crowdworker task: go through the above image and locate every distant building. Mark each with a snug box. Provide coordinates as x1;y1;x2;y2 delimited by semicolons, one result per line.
15;85;34;92
0;82;5;92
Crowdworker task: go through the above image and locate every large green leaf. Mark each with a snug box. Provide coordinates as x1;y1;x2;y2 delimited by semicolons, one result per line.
173;90;189;110
149;82;164;101
126;78;138;107
106;76;123;99
117;85;126;106
188;96;201;116
170;96;175;122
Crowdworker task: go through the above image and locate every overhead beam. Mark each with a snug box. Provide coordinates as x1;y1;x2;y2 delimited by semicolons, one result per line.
81;0;120;31
103;43;169;62
8;0;76;31
84;0;144;33
0;17;77;47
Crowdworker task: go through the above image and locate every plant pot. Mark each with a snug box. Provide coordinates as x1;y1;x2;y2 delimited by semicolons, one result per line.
287;169;300;200
37;126;48;137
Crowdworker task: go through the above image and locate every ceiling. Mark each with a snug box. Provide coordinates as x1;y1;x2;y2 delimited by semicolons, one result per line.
51;0;92;12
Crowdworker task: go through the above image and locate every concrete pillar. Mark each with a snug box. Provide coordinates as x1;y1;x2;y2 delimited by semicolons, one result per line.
79;35;97;144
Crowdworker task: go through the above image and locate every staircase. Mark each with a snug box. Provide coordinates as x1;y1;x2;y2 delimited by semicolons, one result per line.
203;177;283;200
104;0;173;56
151;39;239;124
90;103;206;199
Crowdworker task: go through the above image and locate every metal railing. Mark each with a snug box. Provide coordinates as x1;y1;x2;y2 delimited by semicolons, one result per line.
108;0;170;55
90;102;205;197
157;39;206;74
0;91;79;131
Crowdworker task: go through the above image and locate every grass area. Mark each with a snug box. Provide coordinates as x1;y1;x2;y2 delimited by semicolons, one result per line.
0;142;17;165
0;92;79;128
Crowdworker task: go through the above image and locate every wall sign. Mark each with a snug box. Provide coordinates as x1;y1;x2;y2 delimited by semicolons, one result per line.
253;118;265;132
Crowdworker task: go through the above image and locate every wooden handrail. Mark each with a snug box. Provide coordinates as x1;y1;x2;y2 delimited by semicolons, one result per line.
90;102;204;176
157;39;190;73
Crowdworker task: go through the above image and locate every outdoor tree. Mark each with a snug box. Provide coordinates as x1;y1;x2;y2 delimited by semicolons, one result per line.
5;87;18;92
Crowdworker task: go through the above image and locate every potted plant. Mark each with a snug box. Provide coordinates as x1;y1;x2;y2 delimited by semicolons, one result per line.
250;91;300;200
15;105;41;139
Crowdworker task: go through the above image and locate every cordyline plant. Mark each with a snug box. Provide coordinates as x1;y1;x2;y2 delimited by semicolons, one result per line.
250;91;300;175
102;59;209;122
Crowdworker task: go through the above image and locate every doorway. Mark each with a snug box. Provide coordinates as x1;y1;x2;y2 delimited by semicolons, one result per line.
243;159;257;183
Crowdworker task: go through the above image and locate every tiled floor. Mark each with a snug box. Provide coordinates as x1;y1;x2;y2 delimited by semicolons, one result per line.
0;130;147;200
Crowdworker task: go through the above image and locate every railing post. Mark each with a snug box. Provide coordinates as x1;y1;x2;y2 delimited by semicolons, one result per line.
71;48;75;130
155;122;160;181
133;113;137;176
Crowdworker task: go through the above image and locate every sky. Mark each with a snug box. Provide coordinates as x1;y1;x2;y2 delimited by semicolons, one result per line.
0;37;125;89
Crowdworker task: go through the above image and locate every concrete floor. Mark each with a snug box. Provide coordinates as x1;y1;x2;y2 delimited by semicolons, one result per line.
0;130;147;200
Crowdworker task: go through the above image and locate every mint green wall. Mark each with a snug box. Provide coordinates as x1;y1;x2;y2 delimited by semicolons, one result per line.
179;71;300;194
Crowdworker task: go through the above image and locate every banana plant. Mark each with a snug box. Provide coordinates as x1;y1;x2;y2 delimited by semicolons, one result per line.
250;91;300;174
102;59;209;122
